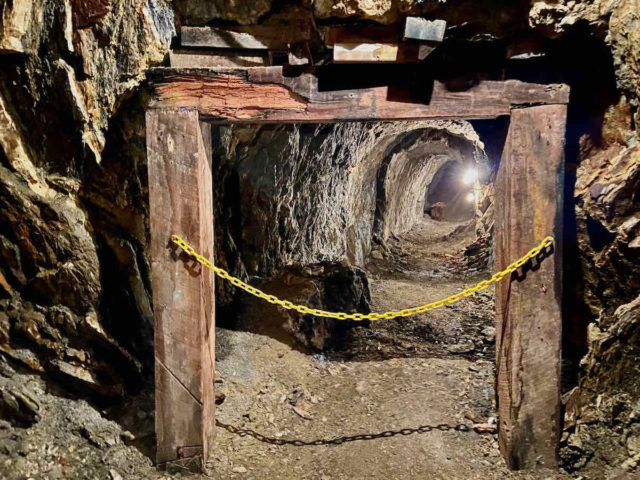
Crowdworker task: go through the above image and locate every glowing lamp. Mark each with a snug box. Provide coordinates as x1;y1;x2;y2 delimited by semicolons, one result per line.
462;168;477;185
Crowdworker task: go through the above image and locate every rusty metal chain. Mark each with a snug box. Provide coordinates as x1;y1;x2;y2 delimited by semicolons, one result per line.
171;234;554;321
215;419;471;446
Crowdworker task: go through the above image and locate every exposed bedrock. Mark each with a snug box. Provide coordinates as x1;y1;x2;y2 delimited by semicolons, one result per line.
211;121;483;275
210;121;485;349
0;0;173;397
0;0;638;475
562;134;640;474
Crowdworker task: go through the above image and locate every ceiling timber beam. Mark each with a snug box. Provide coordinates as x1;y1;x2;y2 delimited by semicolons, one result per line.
147;66;570;124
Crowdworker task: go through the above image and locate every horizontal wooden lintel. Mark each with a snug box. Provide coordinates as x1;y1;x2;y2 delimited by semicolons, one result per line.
333;43;422;63
181;26;311;50
147;66;570;123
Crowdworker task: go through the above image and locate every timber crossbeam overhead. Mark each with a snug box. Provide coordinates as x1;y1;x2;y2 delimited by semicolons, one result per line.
146;66;570;123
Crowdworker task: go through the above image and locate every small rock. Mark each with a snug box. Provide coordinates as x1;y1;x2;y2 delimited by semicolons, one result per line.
448;342;475;354
232;466;248;473
482;326;496;342
109;470;123;480
464;411;481;423
473;423;498;434
0;387;40;427
292;406;313;420
371;250;384;260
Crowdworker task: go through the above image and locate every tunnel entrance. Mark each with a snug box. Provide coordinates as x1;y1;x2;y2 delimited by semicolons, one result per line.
146;66;567;474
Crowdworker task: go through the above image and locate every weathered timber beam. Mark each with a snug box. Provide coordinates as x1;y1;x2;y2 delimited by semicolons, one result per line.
323;25;401;45
147;67;570;123
169;50;268;68
181;26;310;50
333;43;421;63
404;18;447;42
494;104;566;470
147;109;215;474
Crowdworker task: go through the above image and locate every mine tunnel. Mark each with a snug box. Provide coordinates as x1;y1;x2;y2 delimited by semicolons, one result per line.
211;122;490;357
1;2;639;480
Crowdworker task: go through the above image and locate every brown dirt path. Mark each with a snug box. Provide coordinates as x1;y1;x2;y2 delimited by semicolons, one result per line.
209;217;569;479
0;217;572;480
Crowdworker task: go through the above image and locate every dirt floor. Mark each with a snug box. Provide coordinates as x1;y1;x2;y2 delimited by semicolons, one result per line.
0;217;584;479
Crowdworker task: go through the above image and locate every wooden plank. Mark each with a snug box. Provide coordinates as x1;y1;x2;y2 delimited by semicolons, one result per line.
181;25;310;50
323;25;401;45
169;50;268;68
288;42;311;66
333;43;421;63
494;104;566;470
146;109;215;474
147;67;570;123
404;18;446;42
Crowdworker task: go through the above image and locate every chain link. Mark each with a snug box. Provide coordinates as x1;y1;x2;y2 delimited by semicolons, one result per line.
215;419;472;446
171;234;554;321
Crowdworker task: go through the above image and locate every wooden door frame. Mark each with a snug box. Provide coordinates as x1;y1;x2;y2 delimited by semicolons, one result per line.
145;66;568;473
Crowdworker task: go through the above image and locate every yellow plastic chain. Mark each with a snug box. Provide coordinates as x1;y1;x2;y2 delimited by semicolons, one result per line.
171;234;554;321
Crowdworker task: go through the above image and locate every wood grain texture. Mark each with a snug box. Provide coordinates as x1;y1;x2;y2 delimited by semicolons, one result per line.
494;104;567;470
148;67;570;123
323;25;401;45
146;109;215;473
170;50;268;68
333;43;421;63
181;25;310;50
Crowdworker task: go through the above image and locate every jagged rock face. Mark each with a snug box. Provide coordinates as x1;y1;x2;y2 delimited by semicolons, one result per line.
562;295;640;473
574;143;640;321
0;3;637;476
563;135;640;472
0;0;173;396
529;0;640;127
210;121;482;349
211;121;482;277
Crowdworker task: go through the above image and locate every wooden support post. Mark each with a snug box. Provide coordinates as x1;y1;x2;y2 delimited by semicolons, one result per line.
494;104;567;470
146;108;215;474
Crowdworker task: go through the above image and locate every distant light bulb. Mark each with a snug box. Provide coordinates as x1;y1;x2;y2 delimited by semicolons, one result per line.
462;168;477;185
466;192;475;202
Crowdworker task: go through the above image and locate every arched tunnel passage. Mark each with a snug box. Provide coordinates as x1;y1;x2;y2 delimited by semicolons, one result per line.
209;120;493;360
371;127;482;248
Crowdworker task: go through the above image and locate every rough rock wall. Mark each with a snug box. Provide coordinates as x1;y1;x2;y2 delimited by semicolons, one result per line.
375;129;481;240
210;121;482;349
526;1;640;475
0;0;174;396
211;120;481;278
562;120;640;474
0;0;638;474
